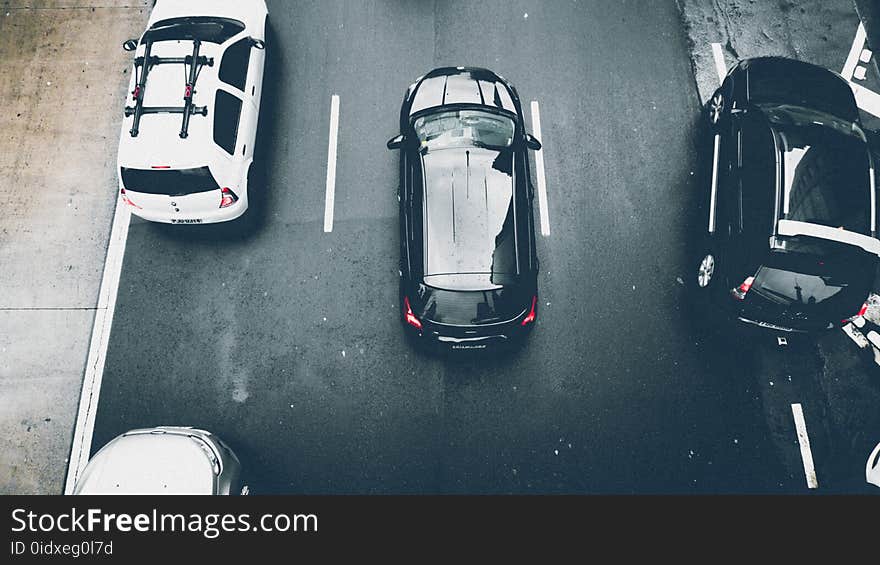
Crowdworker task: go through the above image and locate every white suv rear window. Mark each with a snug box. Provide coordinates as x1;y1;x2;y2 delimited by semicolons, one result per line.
121;166;219;196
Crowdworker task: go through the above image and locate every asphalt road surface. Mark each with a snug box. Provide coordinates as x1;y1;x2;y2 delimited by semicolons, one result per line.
89;0;877;493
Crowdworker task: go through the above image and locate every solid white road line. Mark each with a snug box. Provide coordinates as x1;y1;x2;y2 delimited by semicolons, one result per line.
711;43;727;85
841;23;880;117
324;94;340;233
850;82;880;117
842;322;870;349
842;22;867;81
64;196;131;494
530;100;550;237
791;403;819;489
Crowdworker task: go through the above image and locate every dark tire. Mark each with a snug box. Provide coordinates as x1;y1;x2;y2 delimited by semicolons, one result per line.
686;240;724;335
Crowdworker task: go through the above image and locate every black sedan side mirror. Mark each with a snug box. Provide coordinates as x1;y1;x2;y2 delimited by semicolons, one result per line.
387;135;405;150
122;39;138;52
525;133;542;151
250;38;266;50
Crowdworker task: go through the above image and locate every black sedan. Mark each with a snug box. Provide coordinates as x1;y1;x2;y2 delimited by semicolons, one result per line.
387;67;542;350
692;56;879;333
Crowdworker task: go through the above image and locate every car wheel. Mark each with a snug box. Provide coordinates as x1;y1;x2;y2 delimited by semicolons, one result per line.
687;247;724;337
707;92;724;126
697;253;715;289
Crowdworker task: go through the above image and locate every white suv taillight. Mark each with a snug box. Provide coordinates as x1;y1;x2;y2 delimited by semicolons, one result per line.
730;276;755;301
120;188;142;209
219;187;239;208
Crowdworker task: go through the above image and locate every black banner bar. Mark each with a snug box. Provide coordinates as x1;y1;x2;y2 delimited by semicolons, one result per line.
0;495;875;561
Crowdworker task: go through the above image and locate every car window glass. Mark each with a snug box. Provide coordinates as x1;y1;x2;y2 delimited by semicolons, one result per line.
732;73;747;107
739;117;776;238
776;121;871;236
214;90;242;155
219;38;250;91
120;167;219;195
413;109;515;151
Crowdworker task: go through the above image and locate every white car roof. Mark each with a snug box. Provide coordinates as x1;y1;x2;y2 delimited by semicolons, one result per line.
117;0;267;172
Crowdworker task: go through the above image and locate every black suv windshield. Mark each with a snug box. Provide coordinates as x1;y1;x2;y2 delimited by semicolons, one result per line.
142;17;245;45
121;166;219;196
413;109;515;151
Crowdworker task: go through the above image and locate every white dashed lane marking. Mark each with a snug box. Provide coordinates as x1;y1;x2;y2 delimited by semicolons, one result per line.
711;43;727;85
791;403;819;489
324;94;340;233
529;100;550;237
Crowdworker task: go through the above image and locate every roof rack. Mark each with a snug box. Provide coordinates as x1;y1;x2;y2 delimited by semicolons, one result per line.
124;39;214;138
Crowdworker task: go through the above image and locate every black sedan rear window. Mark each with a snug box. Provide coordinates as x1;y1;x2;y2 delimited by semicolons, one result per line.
414;283;531;325
120;167;219;196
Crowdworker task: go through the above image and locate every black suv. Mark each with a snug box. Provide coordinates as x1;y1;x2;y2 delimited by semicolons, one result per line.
387;67;542;350
693;57;879;333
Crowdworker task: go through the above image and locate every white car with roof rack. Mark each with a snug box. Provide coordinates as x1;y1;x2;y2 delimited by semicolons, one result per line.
117;0;268;224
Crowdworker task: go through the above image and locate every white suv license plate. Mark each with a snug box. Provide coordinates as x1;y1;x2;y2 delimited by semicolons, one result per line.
171;218;203;224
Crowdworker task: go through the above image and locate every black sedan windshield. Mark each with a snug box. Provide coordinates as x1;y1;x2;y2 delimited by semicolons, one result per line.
413;109;515;151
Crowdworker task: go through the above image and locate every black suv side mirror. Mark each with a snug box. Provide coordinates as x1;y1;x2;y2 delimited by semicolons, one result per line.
122;39;138;52
250;38;266;50
387;135;405;150
525;133;542;151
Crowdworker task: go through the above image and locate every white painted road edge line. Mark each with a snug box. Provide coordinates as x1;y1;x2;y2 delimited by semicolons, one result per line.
530;100;550;237
791;403;819;489
850;82;880;118
842;22;867;81
64;196;131;494
711;43;727;85
842;24;880;118
324;94;340;233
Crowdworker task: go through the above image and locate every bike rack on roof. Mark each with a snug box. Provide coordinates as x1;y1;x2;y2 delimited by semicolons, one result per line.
124;39;214;139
